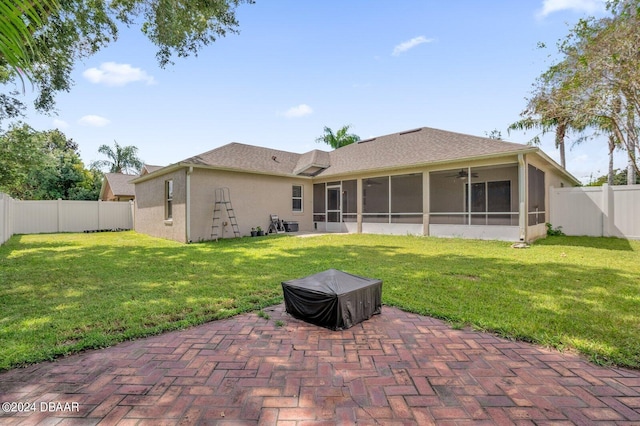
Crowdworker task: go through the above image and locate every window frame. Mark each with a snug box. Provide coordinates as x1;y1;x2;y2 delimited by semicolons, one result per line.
165;179;173;221
292;184;303;213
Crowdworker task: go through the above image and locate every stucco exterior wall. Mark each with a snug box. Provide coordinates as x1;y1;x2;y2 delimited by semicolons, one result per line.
133;150;578;244
135;169;188;243
524;154;575;241
188;169;312;242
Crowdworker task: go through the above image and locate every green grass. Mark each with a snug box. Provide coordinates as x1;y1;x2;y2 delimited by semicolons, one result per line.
1;231;639;370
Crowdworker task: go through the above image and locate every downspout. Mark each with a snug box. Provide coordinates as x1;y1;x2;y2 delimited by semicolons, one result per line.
186;166;193;243
518;154;526;241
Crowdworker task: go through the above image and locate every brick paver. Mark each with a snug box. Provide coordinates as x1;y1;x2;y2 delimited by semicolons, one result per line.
1;304;638;425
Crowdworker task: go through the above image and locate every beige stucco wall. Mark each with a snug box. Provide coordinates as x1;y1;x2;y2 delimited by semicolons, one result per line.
133;150;578;243
135;169;188;243
524;153;576;241
188;168;312;242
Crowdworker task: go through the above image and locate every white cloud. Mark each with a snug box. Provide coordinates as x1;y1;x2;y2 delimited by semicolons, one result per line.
52;119;69;129
78;115;111;127
538;0;606;17
82;62;156;87
392;36;434;56
281;104;313;118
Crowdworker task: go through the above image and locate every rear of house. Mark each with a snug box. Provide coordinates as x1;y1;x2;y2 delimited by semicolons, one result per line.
132;127;579;243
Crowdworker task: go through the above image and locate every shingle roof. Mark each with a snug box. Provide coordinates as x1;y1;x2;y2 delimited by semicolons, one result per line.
104;173;137;197
136;126;572;184
319;127;530;177
293;150;331;176
142;165;163;175
176;128;531;177
181;143;302;176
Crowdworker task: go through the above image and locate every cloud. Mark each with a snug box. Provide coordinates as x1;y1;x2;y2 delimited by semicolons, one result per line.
82;62;156;87
52;119;69;129
281;104;313;118
78;115;111;127
538;0;606;17
392;36;434;56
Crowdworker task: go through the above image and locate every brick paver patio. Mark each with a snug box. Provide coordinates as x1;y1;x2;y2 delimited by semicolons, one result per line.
1;304;639;425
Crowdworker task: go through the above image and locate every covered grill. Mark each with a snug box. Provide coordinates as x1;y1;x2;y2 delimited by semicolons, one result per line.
282;269;382;330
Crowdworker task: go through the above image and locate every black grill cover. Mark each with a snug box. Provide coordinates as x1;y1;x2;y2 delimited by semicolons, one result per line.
282;269;382;330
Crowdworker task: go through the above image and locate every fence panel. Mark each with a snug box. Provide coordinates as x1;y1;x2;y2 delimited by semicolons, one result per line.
550;187;604;237
550;185;640;239
13;200;59;234
0;193;15;245
10;200;133;235
59;201;100;232
99;201;133;230
612;186;640;239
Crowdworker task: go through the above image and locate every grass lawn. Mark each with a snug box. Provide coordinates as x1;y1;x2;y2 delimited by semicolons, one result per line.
0;231;639;371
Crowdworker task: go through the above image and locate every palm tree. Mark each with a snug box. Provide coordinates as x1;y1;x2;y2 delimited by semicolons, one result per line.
315;125;360;149
0;0;59;80
93;141;143;174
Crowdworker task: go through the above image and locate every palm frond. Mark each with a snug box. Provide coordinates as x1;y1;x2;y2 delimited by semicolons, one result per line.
0;0;60;79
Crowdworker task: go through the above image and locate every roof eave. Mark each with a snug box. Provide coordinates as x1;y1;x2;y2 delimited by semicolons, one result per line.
531;147;582;186
316;147;538;178
130;162;314;184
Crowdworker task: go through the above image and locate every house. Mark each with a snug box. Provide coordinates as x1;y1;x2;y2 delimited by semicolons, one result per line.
99;173;137;202
131;127;580;243
99;165;164;202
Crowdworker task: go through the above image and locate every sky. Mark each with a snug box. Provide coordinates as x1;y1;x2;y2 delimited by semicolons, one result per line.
15;0;626;184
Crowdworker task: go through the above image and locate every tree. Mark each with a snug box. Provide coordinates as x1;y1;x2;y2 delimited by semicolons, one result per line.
315;125;361;149
93;141;143;174
0;0;253;122
0;123;48;196
484;129;503;140
0;123;101;199
588;168;640;186
510;0;640;183
0;0;59;79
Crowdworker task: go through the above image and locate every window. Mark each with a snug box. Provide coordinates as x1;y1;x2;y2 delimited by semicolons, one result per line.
292;185;303;212
165;179;173;220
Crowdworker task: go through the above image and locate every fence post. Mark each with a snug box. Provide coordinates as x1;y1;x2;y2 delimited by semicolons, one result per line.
98;200;103;230
602;184;614;237
0;193;5;244
57;198;62;233
130;200;135;230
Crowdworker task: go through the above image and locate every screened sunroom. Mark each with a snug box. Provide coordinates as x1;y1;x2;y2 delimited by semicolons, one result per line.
313;172;424;235
311;162;548;241
428;163;546;241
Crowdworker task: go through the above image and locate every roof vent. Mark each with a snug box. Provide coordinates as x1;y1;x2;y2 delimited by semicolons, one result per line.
399;128;423;135
358;138;376;144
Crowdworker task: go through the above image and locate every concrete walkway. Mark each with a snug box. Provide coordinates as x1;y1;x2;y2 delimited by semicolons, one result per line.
0;304;639;425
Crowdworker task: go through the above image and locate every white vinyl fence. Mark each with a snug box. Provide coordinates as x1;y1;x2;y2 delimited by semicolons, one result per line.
549;184;640;239
0;193;14;245
0;192;134;245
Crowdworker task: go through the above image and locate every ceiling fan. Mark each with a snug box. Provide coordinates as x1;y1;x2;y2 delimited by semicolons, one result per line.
446;169;479;179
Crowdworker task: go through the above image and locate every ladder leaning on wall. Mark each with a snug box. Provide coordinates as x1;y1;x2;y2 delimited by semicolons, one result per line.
211;187;241;240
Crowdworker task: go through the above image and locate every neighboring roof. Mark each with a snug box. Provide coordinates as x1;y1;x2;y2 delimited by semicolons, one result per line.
131;126;580;185
141;164;163;175
100;173;137;199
